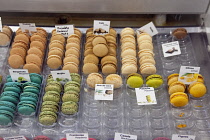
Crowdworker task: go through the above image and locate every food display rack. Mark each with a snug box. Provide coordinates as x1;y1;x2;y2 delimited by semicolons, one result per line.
0;25;209;140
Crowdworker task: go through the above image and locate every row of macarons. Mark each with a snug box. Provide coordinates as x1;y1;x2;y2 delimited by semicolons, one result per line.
0;26;13;46
39;73;81;126
0;78;42;126
168;73;207;107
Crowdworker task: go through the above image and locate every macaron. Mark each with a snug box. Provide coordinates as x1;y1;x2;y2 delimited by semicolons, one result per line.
64;84;80;93
23;82;41;90
70;73;81;84
93;43;108;57
39;111;57;125
0;91;19;104
48;47;64;58
10;47;27;58
65;81;80;89
14;33;30;44
139;55;155;65
30;40;46;52
102;62;117;75
23;63;41;74
62;62;79;73
105;74;122;89
84;54;99;65
45;83;62;93
167;73;179;86
63;55;79;66
49;40;64;50
61;101;78;115
43;90;60;102
121;48;136;58
127;73;144;88
86;73;103;88
17;101;37;115
120;27;135;37
172;28;187;39
146;74;163;88
170;92;188;107
41;101;59;113
26;54;42;67
138;40;153;50
137;32;152;43
82;63;98;75
28;47;43;58
120;35;135;44
51;34;65;44
0;101;16;113
20;92;38;103
92;35;107;46
121;63;137;75
0;110;14;125
47;55;62;69
8;54;25;69
62;92;79;103
23;86;40;95
30;33;47;44
3;82;22;93
188;82;207;98
66;42;80;51
140;63;156;75
168;81;186;95
65;47;80;58
29;73;43;84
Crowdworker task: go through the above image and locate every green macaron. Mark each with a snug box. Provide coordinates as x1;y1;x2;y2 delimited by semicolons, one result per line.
64;85;80;93
126;73;144;88
23;82;41;90
146;74;163;88
39;111;57;125
70;73;81;84
0;91;19;104
61;101;78;115
29;73;43;85
20;92;39;103
0;110;14;125
65;81;80;89
0;101;16;113
17;101;37;116
43;91;60;103
23;86;40;95
41;101;59;113
62;93;79;103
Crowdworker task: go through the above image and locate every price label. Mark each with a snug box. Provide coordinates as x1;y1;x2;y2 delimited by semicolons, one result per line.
172;134;195;140
94;84;114;100
9;69;31;83
19;23;37;35
55;24;74;37
4;136;27;140
135;87;157;105
162;41;181;57
51;70;71;84
66;133;88;140
136;22;158;36
0;17;2;32
178;66;200;84
93;20;110;35
114;133;137;140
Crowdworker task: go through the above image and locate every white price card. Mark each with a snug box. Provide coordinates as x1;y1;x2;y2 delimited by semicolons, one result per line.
19;23;37;35
178;66;200;84
172;134;195;140
162;41;181;57
66;133;88;140
0;17;2;32
93;20;110;35
94;84;114;100
9;69;31;83
55;24;74;37
136;22;158;36
4;136;27;140
114;133;137;140
135;87;157;105
51;70;71;84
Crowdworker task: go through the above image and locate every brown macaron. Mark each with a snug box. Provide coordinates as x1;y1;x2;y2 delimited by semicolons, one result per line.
63;54;79;66
66;42;80;50
172;28;187;39
51;33;65;44
23;63;41;74
8;54;25;69
28;47;43;58
10;47;27;59
62;62;79;73
30;40;46;52
93;43;109;57
101;55;117;66
82;63;98;75
12;40;28;51
67;34;80;44
92;35;107;46
47;55;62;69
30;33;46;44
48;47;64;58
65;47;80;58
26;54;42;66
0;32;10;46
14;33;30;44
49;40;64;50
84;54;99;65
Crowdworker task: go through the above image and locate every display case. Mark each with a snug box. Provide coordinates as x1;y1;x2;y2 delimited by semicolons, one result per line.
0;1;210;140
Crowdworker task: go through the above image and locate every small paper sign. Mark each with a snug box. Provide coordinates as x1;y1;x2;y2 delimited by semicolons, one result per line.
135;87;157;105
4;136;27;140
0;17;2;32
51;70;71;84
94;84;114;100
93;20;110;35
19;23;37;35
66;133;88;140
172;134;195;140
114;133;137;140
9;69;31;83
136;22;158;36
162;41;181;57
55;25;74;37
178;66;200;84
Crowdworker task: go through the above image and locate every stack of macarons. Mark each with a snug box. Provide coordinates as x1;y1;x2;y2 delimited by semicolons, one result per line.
8;29;30;69
137;32;156;75
86;73;122;89
39;80;62;125
61;73;81;115
18;81;41;115
62;29;82;73
47;30;65;69
83;28;117;74
120;27;137;75
0;26;13;46
167;73;207;107
23;27;48;73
